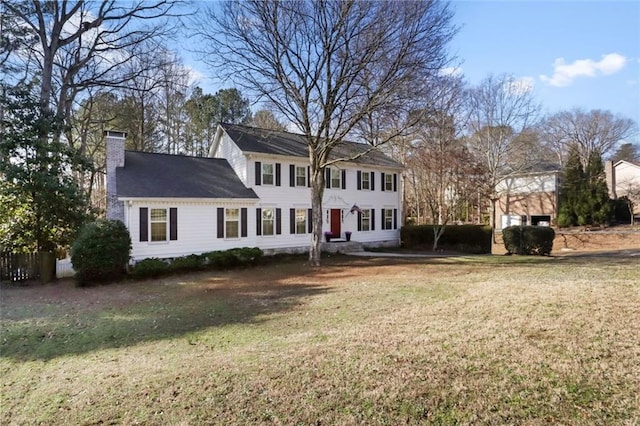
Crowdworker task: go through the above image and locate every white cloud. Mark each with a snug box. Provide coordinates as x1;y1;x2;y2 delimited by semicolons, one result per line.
540;53;627;87
185;65;206;86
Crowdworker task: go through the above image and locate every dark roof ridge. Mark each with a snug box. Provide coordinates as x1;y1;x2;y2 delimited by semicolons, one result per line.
219;121;374;148
123;149;225;160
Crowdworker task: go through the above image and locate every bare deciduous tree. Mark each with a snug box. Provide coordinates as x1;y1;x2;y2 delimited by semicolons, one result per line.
4;0;183;125
251;109;288;132
465;73;541;228
540;109;637;168
195;0;456;265
405;75;475;249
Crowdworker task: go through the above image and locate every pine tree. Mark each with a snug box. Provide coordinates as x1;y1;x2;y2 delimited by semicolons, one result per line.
557;146;585;226
557;146;612;227
585;151;612;225
1;83;95;252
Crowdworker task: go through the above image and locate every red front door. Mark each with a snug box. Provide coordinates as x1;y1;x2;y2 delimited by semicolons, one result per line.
330;209;341;237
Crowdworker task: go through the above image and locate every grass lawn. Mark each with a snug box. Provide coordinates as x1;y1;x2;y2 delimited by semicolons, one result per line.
1;255;639;425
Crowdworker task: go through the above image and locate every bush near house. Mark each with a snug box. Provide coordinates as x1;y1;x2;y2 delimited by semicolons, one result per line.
71;219;132;286
502;225;555;256
401;225;492;253
128;258;170;280
129;247;264;280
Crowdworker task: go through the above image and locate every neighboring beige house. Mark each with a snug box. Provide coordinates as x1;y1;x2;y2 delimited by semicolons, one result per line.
606;160;640;217
494;166;561;230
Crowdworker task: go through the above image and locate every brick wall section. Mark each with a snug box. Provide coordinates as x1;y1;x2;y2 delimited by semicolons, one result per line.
492;229;640;255
105;131;126;222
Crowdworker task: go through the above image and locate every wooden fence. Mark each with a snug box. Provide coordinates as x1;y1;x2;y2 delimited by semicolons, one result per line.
0;252;55;283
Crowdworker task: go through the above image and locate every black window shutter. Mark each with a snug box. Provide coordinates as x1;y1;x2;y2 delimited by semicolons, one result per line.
290;208;296;234
217;208;224;238
371;209;375;231
325;168;331;188
307;166;311;187
381;209;385;230
393;173;398;192
357;212;362;231
394;208;398;229
307;208;313;233
276;208;282;235
276;163;281;186
371;172;375;191
139;207;148;242
255;161;262;185
241;208;248;237
169;208;177;240
256;208;262;236
381;172;385;191
357;171;361;190
289;165;295;187
341;170;346;189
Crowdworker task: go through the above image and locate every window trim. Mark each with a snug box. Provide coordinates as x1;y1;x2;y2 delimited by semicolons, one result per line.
261;207;275;236
331;168;341;189
225;208;240;239
361;171;370;190
384;174;393;191
150;208;168;242
360;209;371;232
295;208;307;234
295;166;307;187
262;163;275;186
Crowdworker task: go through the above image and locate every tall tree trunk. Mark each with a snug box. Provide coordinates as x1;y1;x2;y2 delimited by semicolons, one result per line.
309;153;326;266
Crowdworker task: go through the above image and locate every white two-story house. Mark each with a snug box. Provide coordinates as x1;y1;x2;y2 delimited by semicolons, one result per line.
106;123;403;261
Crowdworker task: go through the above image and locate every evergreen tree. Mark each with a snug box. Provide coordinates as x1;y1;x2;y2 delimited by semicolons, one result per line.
557;146;612;227
0;83;94;253
585;151;612;225
557;146;585;227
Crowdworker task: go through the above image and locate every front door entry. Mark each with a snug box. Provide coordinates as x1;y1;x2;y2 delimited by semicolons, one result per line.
330;209;341;237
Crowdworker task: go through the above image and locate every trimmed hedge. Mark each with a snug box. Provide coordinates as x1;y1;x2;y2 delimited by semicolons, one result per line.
502;226;555;256
129;247;264;280
71;219;132;285
401;225;492;254
128;258;170;280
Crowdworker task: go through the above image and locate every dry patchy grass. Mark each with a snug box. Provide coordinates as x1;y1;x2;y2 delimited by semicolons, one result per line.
1;255;639;425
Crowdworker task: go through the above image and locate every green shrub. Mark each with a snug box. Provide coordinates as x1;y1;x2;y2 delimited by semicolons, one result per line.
127;247;266;280
71;219;131;285
502;226;555;256
227;247;263;265
400;225;492;253
611;197;632;224
170;254;206;272
129;258;170;279
204;250;239;269
202;247;264;269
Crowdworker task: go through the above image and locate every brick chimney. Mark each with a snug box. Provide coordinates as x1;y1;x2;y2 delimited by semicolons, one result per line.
604;160;616;199
105;130;126;222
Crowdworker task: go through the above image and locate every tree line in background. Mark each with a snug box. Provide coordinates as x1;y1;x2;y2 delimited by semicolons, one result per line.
1;1;638;258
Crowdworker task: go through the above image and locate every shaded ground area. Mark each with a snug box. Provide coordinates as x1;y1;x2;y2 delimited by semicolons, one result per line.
2;255;639;425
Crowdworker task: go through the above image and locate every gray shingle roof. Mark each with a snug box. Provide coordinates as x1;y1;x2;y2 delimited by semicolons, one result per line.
117;151;258;199
221;123;403;169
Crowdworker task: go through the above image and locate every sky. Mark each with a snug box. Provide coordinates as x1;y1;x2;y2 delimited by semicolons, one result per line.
449;1;639;132
181;0;640;143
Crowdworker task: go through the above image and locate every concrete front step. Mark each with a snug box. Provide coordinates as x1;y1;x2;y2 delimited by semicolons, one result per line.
320;241;364;254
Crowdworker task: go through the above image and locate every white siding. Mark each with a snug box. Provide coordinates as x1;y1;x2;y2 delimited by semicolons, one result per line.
124;200;258;261
122;161;402;260
213;132;248;184
122;126;403;260
614;161;640;196
250;159;402;245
